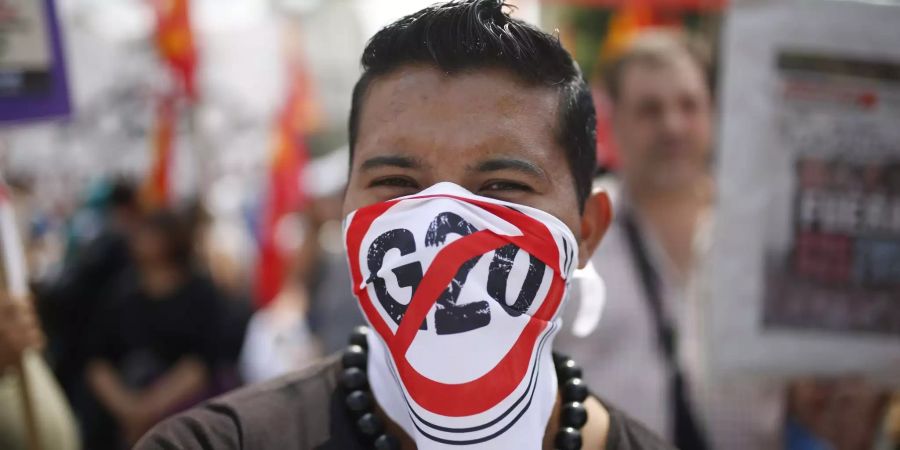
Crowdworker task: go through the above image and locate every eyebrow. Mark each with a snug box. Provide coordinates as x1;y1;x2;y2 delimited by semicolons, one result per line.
471;157;547;179
359;155;421;171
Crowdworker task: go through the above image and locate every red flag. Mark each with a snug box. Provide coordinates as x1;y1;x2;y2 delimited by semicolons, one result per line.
142;94;177;210
254;65;316;307
599;3;659;60
152;0;198;100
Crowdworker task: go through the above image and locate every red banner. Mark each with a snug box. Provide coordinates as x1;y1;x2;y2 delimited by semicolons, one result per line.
142;94;177;210
254;66;315;307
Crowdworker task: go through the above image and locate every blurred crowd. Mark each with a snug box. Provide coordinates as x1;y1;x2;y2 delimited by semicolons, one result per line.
1;2;899;450
1;155;363;448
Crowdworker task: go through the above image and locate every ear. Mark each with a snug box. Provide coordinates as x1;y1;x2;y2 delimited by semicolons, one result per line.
577;190;612;269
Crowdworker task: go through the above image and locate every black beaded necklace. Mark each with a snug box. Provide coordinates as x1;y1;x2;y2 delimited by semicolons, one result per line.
339;326;589;450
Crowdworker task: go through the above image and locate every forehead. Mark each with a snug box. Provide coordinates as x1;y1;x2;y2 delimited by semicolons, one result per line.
354;65;561;166
618;54;707;101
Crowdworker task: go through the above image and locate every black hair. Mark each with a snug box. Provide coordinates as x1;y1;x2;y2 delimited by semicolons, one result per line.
348;0;597;209
108;178;138;210
139;210;194;268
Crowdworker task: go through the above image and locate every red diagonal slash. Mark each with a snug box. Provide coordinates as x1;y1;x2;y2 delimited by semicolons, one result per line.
392;230;507;355
346;195;565;417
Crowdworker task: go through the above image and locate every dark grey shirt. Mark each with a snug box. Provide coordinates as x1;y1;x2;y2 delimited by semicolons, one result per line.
136;355;674;450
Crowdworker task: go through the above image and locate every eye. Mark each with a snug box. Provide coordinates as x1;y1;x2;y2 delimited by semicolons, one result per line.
480;180;534;193
369;176;419;189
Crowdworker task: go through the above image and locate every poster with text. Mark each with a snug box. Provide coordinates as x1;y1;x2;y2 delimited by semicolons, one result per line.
0;0;70;123
708;0;900;385
764;52;900;335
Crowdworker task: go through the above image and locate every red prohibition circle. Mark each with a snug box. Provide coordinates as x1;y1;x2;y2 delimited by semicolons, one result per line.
345;194;566;418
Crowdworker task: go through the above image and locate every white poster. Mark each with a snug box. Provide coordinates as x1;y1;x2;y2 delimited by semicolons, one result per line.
708;0;900;385
0;0;52;95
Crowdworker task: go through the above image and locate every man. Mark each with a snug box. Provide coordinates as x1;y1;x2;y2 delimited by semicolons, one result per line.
554;32;784;449
136;1;672;449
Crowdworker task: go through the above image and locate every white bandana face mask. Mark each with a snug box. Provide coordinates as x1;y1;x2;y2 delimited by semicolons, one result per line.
343;182;579;449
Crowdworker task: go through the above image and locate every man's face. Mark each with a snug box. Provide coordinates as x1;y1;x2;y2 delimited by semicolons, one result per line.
344;65;585;249
612;54;712;190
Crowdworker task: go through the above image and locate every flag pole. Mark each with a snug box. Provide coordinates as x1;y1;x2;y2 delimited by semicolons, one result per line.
0;178;42;450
